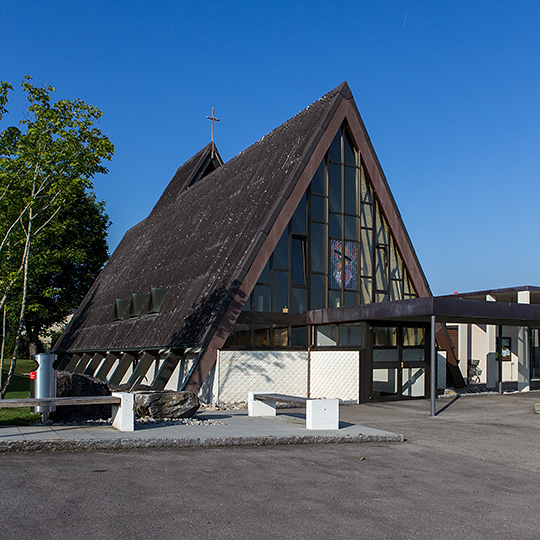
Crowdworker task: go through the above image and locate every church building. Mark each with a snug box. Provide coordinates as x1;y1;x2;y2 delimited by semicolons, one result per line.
54;82;540;403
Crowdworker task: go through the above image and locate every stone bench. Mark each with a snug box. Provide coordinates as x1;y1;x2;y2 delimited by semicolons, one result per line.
248;392;339;430
0;392;134;431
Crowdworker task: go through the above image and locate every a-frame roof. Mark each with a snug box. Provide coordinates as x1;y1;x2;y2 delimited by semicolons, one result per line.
55;83;431;377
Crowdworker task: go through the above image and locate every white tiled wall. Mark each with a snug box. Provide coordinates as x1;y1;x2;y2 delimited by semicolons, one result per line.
310;351;359;401
206;349;361;404
212;350;308;403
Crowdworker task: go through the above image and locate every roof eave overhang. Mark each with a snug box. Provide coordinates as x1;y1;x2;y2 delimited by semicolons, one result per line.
308;296;540;328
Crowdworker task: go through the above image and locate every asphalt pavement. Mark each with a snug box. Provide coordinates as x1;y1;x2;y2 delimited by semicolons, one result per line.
1;391;539;540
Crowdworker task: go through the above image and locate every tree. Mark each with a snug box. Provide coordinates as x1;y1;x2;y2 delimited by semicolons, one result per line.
23;189;110;356
0;76;114;397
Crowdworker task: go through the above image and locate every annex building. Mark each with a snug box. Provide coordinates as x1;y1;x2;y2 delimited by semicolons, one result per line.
54;83;540;403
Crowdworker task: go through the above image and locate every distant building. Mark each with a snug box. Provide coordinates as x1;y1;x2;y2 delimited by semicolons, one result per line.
54;83;540;402
447;287;540;391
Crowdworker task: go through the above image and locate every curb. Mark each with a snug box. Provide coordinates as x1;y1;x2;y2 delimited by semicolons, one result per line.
0;432;404;454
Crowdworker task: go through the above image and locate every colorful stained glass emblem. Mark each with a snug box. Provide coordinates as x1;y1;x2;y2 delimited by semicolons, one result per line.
330;240;357;289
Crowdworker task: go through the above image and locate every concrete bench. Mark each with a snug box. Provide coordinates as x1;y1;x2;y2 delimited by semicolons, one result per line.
248;392;339;430
0;392;135;431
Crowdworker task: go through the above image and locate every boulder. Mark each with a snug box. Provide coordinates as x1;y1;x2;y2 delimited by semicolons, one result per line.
133;390;199;419
50;371;112;422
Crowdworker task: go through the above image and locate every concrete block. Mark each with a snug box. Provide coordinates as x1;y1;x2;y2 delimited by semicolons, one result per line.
306;399;339;430
535;403;540;414
111;392;135;432
248;391;276;417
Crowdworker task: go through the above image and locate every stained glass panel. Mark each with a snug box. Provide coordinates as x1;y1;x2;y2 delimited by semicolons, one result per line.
329;239;343;288
329;240;357;290
344;241;357;290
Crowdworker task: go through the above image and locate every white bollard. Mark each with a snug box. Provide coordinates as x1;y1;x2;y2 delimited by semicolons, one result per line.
111;392;135;431
306;399;339;430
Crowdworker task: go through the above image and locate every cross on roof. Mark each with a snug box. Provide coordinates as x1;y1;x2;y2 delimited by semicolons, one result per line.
206;107;220;159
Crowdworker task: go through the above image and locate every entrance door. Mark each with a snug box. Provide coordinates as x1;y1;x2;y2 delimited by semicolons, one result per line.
530;329;540;379
371;326;428;400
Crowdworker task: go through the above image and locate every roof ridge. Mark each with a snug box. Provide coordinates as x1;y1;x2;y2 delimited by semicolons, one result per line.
168;82;347;202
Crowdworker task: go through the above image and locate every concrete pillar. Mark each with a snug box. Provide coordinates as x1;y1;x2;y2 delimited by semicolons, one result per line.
152;350;183;390
430;315;436;417
73;353;92;374
457;324;469;381
83;352;105;377
64;353;82;372
108;352;136;385
486;295;497;389
95;352;120;381
517;290;530;392
127;351;158;387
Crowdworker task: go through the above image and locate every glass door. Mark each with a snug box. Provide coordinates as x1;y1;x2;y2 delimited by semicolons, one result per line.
372;326;399;399
530;329;540;379
372;326;428;400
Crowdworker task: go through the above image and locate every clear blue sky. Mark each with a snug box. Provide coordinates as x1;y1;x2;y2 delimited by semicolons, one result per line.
1;1;539;295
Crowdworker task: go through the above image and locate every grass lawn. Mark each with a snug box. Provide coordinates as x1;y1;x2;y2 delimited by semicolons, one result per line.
0;358;41;425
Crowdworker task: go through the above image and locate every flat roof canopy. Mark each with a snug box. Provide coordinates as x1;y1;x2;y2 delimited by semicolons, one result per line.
308;296;540;327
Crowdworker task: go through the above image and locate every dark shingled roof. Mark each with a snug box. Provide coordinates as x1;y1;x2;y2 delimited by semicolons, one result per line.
55;83;350;353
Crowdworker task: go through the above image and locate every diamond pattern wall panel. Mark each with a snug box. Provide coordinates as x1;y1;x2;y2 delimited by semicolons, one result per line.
216;351;308;404
310;351;359;401
437;351;447;390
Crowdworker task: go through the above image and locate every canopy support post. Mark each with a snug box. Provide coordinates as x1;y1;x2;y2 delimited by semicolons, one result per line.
430;314;436;417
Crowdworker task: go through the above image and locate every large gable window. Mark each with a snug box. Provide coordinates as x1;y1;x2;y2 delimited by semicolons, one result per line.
226;122;417;349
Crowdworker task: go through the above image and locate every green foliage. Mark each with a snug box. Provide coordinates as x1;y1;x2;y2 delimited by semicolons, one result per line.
0;358;40;425
0;76;114;392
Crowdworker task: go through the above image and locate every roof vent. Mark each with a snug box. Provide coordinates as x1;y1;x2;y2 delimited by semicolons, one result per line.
130;293;150;318
114;298;130;321
148;287;168;314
